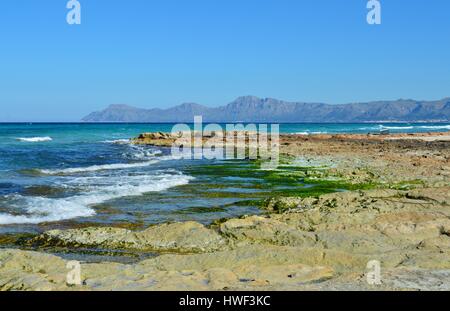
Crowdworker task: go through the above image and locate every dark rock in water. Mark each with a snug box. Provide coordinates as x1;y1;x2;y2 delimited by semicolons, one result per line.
23;185;65;197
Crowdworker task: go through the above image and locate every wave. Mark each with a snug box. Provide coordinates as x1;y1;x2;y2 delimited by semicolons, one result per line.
17;136;52;142
293;131;327;135
380;126;414;130
123;145;163;160
39;160;160;175
358;125;414;131
358;125;450;131
0;172;193;225
0;196;95;225
417;125;450;130
101;139;131;144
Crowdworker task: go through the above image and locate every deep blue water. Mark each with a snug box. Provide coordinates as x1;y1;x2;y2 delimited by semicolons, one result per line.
0;122;449;234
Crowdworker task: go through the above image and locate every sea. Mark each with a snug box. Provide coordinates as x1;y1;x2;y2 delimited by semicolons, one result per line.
0;122;449;235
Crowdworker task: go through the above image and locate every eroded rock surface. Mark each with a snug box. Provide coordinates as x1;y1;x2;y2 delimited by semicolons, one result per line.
4;186;447;291
30;221;226;253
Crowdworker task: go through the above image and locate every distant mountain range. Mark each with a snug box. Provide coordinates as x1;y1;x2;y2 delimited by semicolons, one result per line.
82;96;450;123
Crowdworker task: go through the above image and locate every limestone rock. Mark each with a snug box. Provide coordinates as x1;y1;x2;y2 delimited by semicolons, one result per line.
31;221;226;253
0;247;337;291
382;268;450;291
0;249;68;291
219;215;317;247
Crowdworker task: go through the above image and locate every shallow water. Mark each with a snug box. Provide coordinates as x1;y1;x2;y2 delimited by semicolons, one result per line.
0;122;448;235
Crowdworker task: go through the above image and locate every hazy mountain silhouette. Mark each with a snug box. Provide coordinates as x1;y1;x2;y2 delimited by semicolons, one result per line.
82;96;450;123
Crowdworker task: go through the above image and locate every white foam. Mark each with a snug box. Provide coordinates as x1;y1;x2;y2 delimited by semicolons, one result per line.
123;145;163;160
101;139;131;144
0;172;193;225
358;126;379;131
17;136;53;142
0;196;95;225
359;125;415;131
293;131;326;135
381;126;414;130
417;125;450;130
39;160;160;175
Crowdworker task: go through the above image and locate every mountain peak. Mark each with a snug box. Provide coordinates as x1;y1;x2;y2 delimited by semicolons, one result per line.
82;96;450;123
106;104;136;110
233;95;263;103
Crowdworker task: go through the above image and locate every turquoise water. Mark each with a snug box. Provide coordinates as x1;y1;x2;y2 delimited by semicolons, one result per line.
0;122;449;235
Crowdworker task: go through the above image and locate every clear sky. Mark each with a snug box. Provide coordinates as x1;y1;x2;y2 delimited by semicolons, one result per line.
1;0;449;121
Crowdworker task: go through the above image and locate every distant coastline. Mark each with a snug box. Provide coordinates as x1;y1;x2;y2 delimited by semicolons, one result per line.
82;96;450;123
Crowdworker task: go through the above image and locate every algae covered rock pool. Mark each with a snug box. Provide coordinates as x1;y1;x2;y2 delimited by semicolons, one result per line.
0;142;376;257
1;148;366;236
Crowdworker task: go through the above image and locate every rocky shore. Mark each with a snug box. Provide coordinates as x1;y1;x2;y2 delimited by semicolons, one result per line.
1;132;449;291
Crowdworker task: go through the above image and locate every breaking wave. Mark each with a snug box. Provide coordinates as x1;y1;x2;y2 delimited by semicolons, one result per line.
417;125;450;130
17;136;53;142
358;125;414;131
122;145;164;160
38;160;160;175
0;172;193;225
380;126;414;130
359;125;450;131
293;131;327;135
101;139;131;144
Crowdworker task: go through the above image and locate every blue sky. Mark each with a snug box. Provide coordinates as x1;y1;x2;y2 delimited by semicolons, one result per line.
0;0;449;121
